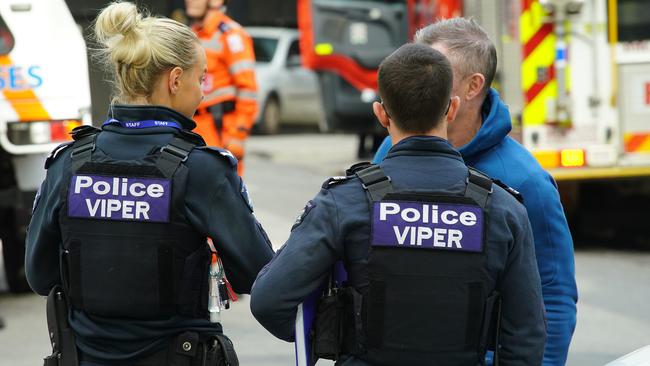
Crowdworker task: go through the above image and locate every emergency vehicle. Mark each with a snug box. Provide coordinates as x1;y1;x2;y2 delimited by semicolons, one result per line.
439;0;650;234
0;0;91;292
229;0;439;134
446;0;650;180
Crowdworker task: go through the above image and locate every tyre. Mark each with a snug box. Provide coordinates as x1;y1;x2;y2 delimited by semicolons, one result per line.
259;96;281;135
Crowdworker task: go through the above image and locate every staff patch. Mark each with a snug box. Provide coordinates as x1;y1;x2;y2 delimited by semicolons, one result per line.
68;175;171;222
372;200;483;252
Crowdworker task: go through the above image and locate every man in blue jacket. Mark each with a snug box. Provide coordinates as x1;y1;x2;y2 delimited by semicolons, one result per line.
373;18;578;365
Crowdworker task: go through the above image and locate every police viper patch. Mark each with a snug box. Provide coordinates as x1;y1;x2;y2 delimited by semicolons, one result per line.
292;200;316;231
372;200;483;252
68;175;171;222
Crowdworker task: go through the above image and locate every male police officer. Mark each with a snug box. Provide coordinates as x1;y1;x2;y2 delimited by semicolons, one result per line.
250;43;546;365
186;0;258;175
373;19;577;365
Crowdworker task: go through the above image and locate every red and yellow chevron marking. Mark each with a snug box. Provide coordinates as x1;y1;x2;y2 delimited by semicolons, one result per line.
624;133;650;153
0;55;50;121
521;0;557;126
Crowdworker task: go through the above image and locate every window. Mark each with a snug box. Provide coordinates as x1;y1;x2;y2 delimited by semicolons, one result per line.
252;37;279;63
617;0;650;42
286;40;302;66
0;15;15;55
287;40;300;58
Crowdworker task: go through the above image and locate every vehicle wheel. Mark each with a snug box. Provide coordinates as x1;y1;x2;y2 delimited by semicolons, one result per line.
1;209;30;293
260;97;281;135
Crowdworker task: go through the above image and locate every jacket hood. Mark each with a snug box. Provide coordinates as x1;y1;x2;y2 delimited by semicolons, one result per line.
458;89;512;161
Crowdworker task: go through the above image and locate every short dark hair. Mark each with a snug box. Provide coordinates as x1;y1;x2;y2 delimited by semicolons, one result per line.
378;43;453;133
415;18;497;96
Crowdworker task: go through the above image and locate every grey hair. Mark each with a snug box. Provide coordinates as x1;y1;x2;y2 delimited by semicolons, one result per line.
414;17;497;95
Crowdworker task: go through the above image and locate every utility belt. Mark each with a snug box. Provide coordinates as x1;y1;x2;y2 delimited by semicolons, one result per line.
79;332;239;366
43;287;239;366
311;284;502;365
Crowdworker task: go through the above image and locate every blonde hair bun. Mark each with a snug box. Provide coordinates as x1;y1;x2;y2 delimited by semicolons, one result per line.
93;1;199;104
95;2;143;47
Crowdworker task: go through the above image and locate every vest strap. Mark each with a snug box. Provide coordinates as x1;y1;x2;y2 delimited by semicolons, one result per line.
464;168;492;209
70;134;98;171
157;137;196;178
355;165;394;202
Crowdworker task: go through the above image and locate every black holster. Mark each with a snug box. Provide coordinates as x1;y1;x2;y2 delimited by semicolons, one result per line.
312;287;363;362
43;286;78;366
480;291;502;366
157;332;239;366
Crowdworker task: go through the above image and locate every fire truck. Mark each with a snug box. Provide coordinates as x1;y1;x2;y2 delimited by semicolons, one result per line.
0;0;92;292
229;0;440;155
442;0;650;237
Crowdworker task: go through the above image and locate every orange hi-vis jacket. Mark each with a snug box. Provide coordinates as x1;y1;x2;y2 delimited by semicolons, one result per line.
193;10;258;173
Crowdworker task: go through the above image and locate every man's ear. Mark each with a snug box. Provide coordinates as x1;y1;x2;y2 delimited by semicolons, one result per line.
373;101;390;129
466;73;486;101
168;67;184;95
446;96;461;123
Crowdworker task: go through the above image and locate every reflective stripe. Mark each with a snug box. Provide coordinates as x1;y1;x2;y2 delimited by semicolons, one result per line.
201;31;223;52
237;90;258;100
520;0;557;126
205;86;237;101
229;60;255;74
0;56;51;121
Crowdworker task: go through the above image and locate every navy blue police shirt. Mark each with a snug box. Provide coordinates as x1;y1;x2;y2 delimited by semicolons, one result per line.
25;105;274;362
250;136;546;366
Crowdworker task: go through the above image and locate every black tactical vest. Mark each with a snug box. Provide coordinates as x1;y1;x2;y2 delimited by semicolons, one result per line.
348;165;500;366
57;127;211;320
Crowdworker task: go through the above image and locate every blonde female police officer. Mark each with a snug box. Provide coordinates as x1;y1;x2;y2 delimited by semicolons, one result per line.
25;2;273;365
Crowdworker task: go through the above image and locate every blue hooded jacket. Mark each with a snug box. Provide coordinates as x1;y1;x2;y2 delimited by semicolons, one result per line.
373;89;578;365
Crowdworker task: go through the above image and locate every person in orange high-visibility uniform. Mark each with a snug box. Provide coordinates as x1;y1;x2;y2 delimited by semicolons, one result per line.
186;0;258;175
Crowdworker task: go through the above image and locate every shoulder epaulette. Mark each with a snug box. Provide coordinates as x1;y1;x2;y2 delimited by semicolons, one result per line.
70;125;100;141
345;161;373;176
321;176;350;189
196;146;238;168
178;129;206;146
493;179;524;203
45;141;74;169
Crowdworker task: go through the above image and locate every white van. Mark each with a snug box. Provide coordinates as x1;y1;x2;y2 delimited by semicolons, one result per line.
0;0;91;292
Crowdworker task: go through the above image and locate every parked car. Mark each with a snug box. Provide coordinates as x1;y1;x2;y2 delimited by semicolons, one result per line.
249;27;326;134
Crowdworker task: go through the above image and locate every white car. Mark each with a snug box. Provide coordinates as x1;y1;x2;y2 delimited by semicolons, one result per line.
249;27;326;134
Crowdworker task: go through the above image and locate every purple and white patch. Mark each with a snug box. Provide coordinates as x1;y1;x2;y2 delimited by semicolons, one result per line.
68;175;171;222
372;200;483;252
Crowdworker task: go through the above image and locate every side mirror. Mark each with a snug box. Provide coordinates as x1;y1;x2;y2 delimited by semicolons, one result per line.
287;54;302;68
